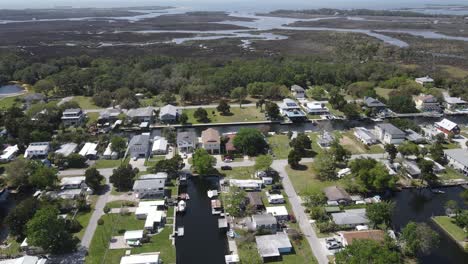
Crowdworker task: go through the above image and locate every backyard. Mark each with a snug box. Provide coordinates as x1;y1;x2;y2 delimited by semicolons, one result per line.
219;166;255;180
93;158;129;169
340;131;384;155
267;134;291;159
285;162;344;196
71;96;101;109
432;216;467;246
183;106;265;124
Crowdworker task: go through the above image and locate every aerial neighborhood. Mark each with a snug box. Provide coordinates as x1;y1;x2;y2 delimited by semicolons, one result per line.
0;4;468;264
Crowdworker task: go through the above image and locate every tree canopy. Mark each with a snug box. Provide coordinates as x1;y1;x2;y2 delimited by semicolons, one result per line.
110;164;138;191
335;239;401;264
346;158;396;193
366;201;395;228
192;148;216;175
85;167;104;190
232;128;267;156
400;222;439;257
254;155;273;172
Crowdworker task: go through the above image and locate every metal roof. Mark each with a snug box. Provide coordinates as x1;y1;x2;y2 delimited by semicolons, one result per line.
444;149;468;168
332;208;369;226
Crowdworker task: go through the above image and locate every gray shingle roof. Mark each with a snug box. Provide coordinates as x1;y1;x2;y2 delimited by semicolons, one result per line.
133;179;165;190
332;208;369;226
377;123;405;137
364;97;386;107
252;214;277;226
159;104;178;117
444;149;468;167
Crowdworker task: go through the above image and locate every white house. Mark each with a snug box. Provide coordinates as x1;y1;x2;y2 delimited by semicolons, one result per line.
291;85;305;98
267;193;285;204
201;128;220;154
0;255;48;264
133;175;166;199
251;214;277;232
443;92;468;112
266;206;289;221
279;99;306;122
177;131;197;153
444;149;468;176
255;233;292;259
55;143;78;157
304;101;328;115
435;118;460;136
79;142;98;159
229;179;262;191
152;136;168;155
58;176;91;199
0;145;19;162
331;208;370;227
103;143;119;160
144;210;166;232
159;104;179;123
375;123;406;144
124;230;144;246
415;76;434;86
61;108;85;126
24;142;50;159
120;252;161;264
135;200;166;219
354;127;378;145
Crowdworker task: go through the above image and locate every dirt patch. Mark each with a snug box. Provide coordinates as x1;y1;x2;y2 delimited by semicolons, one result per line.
340;135;365;154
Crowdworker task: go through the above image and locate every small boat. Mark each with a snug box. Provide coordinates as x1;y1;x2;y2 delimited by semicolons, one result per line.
179;193;190;200
177;200;186;213
227;229;235;238
431;189;445;194
207;190;218;198
177;227;184;237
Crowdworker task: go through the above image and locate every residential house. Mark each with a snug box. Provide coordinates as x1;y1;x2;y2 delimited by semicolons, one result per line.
444;149;468;176
103;143;119;160
304;101;329;115
317;131;334;148
247;192;264;211
127;107;155;123
443;92;468;112
405;129;426;143
413;94;441;112
364;97;386;112
255;233;292;260
375;123;406;144
120;252;161;264
323;186;352;205
144;210;166;232
79;142;98;159
266;206;289;221
402;160;421;178
177;131;197;153
55;143;78;157
58;176;91;199
159;104;179;123
24;142;50;159
129;134;151;158
152;136;168;155
61;108;85;126
98;108;121;123
133;175;166;199
230;179;262;191
124;230;144;246
135;200;166;219
0;255;48;264
225;134;237;153
251;214;277;233
331;208;370;227
225;254;240;264
415;76;434;86
354;127;378;145
338;230;385;247
291;85;305;98
201;128;221;154
434;118;460;136
267;193;285;204
0;144;19;162
279;98;306;122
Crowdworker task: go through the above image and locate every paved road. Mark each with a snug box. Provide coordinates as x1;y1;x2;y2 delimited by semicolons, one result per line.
57;96;74;106
272;160;329;264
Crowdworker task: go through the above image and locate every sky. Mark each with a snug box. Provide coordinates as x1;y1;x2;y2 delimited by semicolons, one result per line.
0;0;466;11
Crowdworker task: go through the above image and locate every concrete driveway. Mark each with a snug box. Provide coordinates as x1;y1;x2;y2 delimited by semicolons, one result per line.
129;157;147;171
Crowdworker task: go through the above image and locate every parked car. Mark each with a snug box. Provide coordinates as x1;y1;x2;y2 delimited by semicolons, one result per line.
326;241;342;250
221;166;232;170
224;158;233;163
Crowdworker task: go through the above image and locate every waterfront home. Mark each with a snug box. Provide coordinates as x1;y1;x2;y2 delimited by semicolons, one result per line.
98;108;121;123
19;238;45;255
61;108;85;126
444;149;468;176
152;136;168;155
0;144;19;162
135;200;166;219
266;206;289;221
201;128;221;154
354;127;378;145
324;186;352;205
331;208;370;228
144;210;166;232
225;254;240;264
434;118;460;136
133;176;166;199
413;94;441;112
124;230;144;246
279;98;307;122
364;97;386;112
247;192;264;211
229;179;262;191
58;176;91;199
78;142;98;159
103;143;119;160
405;129;426;143
304;101;329;115
423;157;445;173
55;143;78;157
291;84;305;98
443;92;468;112
24;142;50;159
375;123;406;144
120;252;161;264
402;160;421;178
266;192;285;204
317;131;334;148
225;134;237;153
159;104;179;123
415;76;434;86
338;230;385;247
127;107;155;123
177;131;197;153
255;232;292;260
0;255;48;264
252;214;277;233
129;134;151;159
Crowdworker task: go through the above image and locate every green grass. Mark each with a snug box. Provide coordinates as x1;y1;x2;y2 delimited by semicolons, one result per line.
375;87;393;100
0;237;21;257
285;163;344;196
86;112;99;125
86;213;175;264
94;158;129;169
144;156;166;167
74;195;98;239
441;65;468;79
268;134;291;159
325;103;344;116
219;166;255;179
438;167;465;180
432;216;467;242
183;106;265;124
106;200;137;208
71;96;100;109
0;95;23;109
443;142;461;149
340;131;384;155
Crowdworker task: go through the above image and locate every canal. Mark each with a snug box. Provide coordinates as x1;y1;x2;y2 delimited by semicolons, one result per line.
391;187;468;264
175;176;228;264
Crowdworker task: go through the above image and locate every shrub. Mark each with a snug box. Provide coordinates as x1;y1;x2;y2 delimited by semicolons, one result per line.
104;206;110;214
97;218;104;225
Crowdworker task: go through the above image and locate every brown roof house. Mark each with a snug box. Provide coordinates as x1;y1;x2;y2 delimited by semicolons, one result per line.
323;186;352;205
247;192;264;211
338;230;385;246
201;128;220;154
225;134;237;153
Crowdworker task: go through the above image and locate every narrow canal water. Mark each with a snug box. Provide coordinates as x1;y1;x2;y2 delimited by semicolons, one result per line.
391;187;468;264
175;176;228;264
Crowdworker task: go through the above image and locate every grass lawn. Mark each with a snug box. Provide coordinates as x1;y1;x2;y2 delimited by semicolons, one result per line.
0;237;21;257
375;87;393;100
183;106;265;124
74;195;98;239
441;65;468;79
438;167;465;181
219;166;255;179
144;156;166;167
285;163;344;196
94;158;129;169
443;142;461;149
340;131;384;155
106;200;137;208
71;96;100;109
268;134;291;159
0;95;23;109
86;213;175;264
86;112;99;125
432;216;467;243
325;103;343;116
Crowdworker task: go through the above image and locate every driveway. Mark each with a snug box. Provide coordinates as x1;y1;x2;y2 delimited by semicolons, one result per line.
129;157;147;172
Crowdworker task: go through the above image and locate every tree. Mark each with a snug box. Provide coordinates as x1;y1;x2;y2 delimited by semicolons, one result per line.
224;186;246;217
233;128;267;156
314;150;336;180
429;142;446;165
193;107;209;122
366;201;395;228
329;140;351;163
445;200;459;216
151;155;184;179
216;100;231;115
335;239;401;264
92;90;112;107
26;206;78;254
179;112;188;125
289;133;312;156
397;141;419;157
85;167;104;191
5;158;32;188
461;189;468;204
29;165;58;189
33;79;54;96
110;164;138;191
66;153;87;168
288;149;302;168
192;148;216;175
400;222;439;256
347;158;396;193
385;144;397;161
418;159;438;186
160;92;176;104
265;101;280;119
254;155;273;172
162;127;176;144
5;198;39;237
110;136;127;156
341;103;361;120
387;95;417;113
307;86;327;100
230;86;247;107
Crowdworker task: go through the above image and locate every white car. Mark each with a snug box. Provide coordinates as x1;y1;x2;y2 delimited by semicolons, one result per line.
224;159;233;163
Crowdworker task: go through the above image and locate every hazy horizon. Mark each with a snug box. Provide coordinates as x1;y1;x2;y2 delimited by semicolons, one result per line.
1;0;467;11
